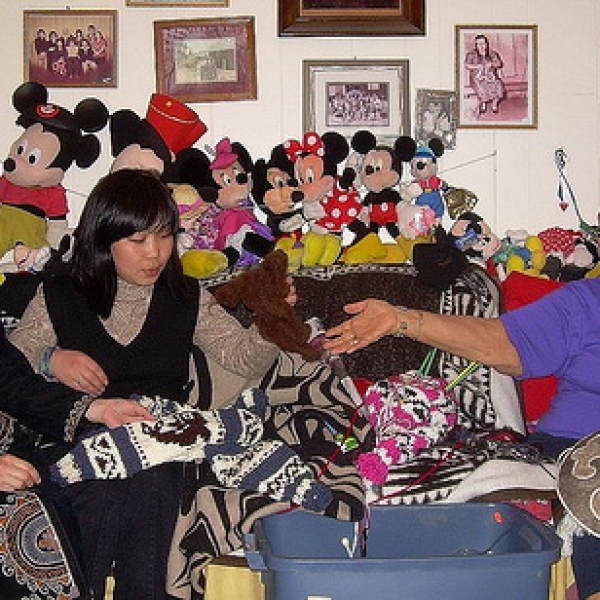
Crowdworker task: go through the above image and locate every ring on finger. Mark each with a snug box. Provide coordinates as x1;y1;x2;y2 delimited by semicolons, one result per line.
352;335;360;345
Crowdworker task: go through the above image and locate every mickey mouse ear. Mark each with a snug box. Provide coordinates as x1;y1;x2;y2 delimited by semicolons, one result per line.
428;137;445;158
12;81;48;113
74;98;109;133
394;136;418;162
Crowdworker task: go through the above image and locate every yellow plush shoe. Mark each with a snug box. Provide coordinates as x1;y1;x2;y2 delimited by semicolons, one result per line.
301;231;327;267
377;243;410;264
342;232;387;264
275;237;303;272
318;234;342;265
395;234;433;263
181;249;228;279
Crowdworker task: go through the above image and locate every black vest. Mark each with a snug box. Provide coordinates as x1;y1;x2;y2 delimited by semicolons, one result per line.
43;276;199;403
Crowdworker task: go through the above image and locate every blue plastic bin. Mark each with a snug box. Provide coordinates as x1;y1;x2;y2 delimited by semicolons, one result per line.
244;503;561;600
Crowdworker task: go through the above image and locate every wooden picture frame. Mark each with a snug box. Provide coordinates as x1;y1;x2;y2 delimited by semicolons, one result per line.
455;24;538;129
279;0;425;37
303;59;410;143
128;0;228;6
24;10;117;88
154;17;257;103
414;88;457;150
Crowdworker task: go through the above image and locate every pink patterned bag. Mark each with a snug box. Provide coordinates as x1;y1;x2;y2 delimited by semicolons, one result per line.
356;350;472;485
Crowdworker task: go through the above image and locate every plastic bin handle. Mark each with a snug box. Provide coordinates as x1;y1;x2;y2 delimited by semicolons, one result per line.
243;532;267;571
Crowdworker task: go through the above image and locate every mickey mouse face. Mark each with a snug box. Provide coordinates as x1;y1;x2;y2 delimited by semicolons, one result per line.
361;147;400;193
410;155;438;181
3;123;64;188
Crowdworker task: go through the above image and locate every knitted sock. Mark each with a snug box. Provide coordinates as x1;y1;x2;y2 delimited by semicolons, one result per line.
49;389;267;486
209;439;333;512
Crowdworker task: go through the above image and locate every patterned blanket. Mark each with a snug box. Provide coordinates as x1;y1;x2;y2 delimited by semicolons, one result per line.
166;263;552;600
167;351;374;599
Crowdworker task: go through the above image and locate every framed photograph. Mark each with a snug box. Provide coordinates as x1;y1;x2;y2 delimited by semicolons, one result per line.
415;88;457;150
303;59;410;143
455;25;538;129
24;10;117;88
154;17;257;103
279;0;425;37
128;0;227;5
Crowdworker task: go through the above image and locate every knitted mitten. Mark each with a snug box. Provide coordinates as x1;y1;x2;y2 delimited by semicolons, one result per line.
209;439;333;512
49;388;267;486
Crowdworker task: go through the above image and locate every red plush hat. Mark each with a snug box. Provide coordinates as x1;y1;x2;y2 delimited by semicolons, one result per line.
210;137;238;170
146;93;207;155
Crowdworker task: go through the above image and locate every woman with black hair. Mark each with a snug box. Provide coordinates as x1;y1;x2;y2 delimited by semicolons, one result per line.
9;168;318;599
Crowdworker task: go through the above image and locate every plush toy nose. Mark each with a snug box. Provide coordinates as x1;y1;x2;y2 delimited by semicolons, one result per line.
3;158;15;173
236;173;249;185
365;165;375;176
415;160;427;171
291;190;304;203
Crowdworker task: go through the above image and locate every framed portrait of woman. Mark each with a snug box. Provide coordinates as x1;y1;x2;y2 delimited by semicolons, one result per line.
455;25;538;129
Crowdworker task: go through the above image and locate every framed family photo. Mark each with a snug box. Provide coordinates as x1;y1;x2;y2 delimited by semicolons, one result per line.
414;88;457;150
455;24;538;129
24;10;117;88
303;59;410;143
154;17;257;103
279;0;425;37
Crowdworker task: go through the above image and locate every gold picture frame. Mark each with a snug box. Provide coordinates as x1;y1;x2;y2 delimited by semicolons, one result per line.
154;17;257;103
24;9;117;88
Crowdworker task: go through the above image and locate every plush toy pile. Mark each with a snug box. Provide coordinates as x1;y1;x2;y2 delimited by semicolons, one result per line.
1;82;597;289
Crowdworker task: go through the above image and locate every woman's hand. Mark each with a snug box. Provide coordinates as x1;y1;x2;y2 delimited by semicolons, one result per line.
85;398;156;429
51;348;108;395
0;454;40;491
324;299;398;354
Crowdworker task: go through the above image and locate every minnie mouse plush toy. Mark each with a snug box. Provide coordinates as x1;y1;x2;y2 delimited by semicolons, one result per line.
185;137;275;269
2;81;109;271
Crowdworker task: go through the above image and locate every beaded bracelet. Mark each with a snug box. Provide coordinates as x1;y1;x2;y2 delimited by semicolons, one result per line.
40;345;58;380
393;306;424;341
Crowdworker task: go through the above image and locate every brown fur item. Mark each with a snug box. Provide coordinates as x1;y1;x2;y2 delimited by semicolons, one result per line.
212;250;320;362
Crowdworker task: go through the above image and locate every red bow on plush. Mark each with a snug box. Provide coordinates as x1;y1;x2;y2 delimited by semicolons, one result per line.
284;132;324;163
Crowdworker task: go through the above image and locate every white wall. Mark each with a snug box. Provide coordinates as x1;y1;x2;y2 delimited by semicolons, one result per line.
2;0;599;237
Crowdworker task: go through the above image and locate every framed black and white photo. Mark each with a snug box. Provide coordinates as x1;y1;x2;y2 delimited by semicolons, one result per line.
415;88;457;149
303;59;410;142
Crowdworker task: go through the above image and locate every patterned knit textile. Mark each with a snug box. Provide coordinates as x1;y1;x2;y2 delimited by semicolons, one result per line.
49;389;266;486
210;439;333;511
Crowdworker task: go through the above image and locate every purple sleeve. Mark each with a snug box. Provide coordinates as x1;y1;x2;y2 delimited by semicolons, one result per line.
500;282;587;379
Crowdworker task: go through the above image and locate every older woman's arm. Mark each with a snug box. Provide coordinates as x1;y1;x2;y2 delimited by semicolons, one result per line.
324;298;523;376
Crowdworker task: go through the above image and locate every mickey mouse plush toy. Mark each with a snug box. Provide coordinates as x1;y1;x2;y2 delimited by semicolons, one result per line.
348;129;407;242
251;144;301;238
2;81;109;270
398;136;448;220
